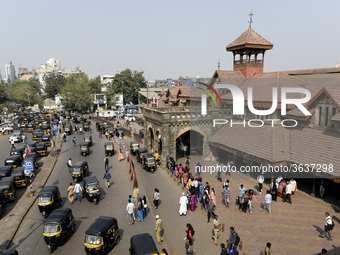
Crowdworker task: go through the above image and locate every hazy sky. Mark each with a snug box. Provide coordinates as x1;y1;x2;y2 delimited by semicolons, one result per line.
1;0;340;81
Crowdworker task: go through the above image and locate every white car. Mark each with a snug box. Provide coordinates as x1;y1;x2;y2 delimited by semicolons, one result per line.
9;133;22;143
125;114;135;122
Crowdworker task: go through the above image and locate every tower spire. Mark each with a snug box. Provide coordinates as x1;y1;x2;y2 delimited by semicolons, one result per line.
248;11;253;28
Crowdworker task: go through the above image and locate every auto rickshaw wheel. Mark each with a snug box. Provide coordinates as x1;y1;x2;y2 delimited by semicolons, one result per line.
71;223;75;233
115;236;120;245
48;244;53;253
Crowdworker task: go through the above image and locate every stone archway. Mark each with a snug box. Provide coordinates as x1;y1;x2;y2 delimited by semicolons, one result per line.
147;126;155;152
174;127;207;161
155;128;162;154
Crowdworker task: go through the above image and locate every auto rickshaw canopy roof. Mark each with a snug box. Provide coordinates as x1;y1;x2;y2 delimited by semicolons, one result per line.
0;249;19;255
80;142;89;146
85;216;118;237
130;141;139;146
44;208;73;225
0;168;13;177
11;167;25;176
104;142;114;146
74;161;87;167
5;155;21;161
130;233;159;255
143;153;155;159
83;176;99;185
137;148;147;154
10;147;25;154
39;186;59;197
36;142;47;148
0;166;13;172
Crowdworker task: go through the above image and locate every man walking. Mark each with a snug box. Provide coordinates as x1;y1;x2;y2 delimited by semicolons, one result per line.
79;127;83;134
154;215;163;244
88;127;92;134
220;244;228;255
63;132;67;142
216;162;222;182
11;140;15;150
261;190;272;214
212;215;221;246
67;158;72;172
257;174;264;194
238;184;246;209
265;242;271;255
103;170;111;188
72;137;76;147
126;199;135;224
227;227;237;252
179;192;188;216
104;156;109;171
67;183;74;204
73;181;82;204
319;212;333;241
207;199;216;223
223;185;230;208
285;181;292;204
320;179;326;197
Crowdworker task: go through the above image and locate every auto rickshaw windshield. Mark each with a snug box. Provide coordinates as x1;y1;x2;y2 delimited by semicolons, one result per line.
44;225;60;233
72;167;81;173
132;144;139;149
106;145;113;149
85;235;101;245
147;158;155;163
81;145;88;149
87;183;99;191
39;196;51;203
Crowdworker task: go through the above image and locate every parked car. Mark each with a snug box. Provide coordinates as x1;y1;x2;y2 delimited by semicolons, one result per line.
0;124;10;133
8;133;22;143
125;114;135;122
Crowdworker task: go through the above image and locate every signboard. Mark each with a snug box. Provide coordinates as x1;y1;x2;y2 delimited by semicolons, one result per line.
167;79;172;82
53;125;58;131
24;160;33;176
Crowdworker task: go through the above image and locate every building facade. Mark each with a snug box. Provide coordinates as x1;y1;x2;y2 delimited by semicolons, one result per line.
5;61;16;83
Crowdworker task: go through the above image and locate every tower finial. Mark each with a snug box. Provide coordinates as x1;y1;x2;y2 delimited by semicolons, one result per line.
218;58;220;71
248;11;253;28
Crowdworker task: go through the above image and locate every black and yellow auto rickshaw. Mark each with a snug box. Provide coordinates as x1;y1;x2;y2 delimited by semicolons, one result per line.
129;233;159;255
83;122;90;132
84;135;93;146
114;127;123;137
33;132;44;142
71;161;89;182
84;216;120;255
32;129;42;139
65;124;72;135
10;147;25;158
41;124;50;134
42;135;51;147
22;117;29;124
4;155;22;169
36;142;47;157
95;122;100;131
104;142;114;157
130;141;140;155
38;186;62;218
11;166;28;187
43;208;75;253
0;176;16;202
80;142;90;156
21;123;27;132
108;128;114;139
0;189;7;218
0;249;18;255
136;148;148;163
82;176;101;205
34;120;41;129
26;152;38;168
142;153;156;173
0;166;13;178
27;123;35;132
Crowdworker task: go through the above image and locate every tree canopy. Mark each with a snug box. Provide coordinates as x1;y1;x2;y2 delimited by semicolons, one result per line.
60;72;93;111
8;78;43;105
106;69;146;105
88;75;101;94
43;73;66;98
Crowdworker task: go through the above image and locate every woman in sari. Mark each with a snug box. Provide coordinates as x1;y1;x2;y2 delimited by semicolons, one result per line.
187;190;191;210
277;180;284;197
190;194;197;212
118;148;124;162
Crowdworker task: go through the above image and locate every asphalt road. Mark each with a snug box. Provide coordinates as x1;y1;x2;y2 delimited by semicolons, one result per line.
8;126;169;255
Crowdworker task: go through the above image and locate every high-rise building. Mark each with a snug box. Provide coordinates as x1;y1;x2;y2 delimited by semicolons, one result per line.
5;61;16;83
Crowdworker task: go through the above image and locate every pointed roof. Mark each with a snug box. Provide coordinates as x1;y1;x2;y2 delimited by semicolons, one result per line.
227;27;273;51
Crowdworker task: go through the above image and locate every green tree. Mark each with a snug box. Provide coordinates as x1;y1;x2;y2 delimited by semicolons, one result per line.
43;73;66;98
106;69;146;105
8;80;43;105
88;75;101;94
60;72;93;111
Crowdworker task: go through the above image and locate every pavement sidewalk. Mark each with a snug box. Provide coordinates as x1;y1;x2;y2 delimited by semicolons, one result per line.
0;138;62;251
